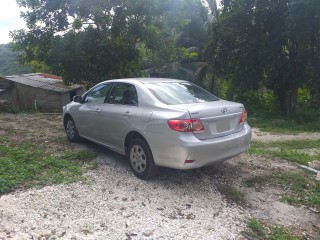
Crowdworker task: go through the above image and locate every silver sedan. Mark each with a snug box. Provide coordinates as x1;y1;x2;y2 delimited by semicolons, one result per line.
63;78;251;179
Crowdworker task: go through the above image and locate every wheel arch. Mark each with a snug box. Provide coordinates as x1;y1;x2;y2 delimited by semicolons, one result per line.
63;113;73;128
124;131;148;155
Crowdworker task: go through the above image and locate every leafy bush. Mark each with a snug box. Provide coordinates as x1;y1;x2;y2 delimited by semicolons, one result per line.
0;102;17;113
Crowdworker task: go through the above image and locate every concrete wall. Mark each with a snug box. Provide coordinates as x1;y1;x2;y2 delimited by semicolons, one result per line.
34;88;61;112
14;83;37;111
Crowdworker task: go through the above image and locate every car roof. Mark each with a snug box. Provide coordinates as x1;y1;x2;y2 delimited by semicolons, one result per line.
101;78;188;84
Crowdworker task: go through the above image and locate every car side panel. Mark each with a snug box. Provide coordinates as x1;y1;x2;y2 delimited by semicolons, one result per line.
98;103;138;149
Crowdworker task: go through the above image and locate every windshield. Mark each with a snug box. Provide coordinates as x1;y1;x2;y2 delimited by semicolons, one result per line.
146;82;219;105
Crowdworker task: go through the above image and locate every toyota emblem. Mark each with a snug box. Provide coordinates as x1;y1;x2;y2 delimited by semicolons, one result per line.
221;108;227;114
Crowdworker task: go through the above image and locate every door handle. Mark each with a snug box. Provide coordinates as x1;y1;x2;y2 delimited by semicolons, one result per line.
123;111;132;117
94;108;101;113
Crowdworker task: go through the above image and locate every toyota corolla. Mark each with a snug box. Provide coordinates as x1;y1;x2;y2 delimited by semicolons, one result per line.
63;78;251;179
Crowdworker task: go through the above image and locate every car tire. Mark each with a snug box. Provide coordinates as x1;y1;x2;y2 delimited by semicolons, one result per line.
64;116;80;142
128;138;158;179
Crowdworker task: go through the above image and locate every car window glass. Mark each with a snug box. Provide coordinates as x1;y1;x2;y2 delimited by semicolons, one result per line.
85;84;112;103
107;83;138;106
146;82;219;105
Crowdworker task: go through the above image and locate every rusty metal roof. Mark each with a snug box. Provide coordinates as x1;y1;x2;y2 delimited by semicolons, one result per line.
4;73;83;93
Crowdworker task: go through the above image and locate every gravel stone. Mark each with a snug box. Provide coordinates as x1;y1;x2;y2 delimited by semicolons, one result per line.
0;154;249;240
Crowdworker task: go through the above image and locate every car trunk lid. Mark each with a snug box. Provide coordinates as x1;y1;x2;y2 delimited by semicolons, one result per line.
173;100;245;140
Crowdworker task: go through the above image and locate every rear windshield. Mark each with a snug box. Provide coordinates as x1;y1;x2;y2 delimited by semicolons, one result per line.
146;82;219;105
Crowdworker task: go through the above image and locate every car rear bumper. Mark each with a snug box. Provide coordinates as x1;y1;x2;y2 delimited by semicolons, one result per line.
146;123;251;169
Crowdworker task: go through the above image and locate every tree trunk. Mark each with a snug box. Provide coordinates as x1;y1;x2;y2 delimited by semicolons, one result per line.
315;86;320;110
279;88;298;115
210;78;214;93
193;63;207;87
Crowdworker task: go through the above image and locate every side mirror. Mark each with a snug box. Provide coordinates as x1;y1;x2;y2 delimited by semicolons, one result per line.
73;95;82;103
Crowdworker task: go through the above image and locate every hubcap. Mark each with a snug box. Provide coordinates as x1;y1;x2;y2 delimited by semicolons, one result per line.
66;120;75;138
130;145;147;173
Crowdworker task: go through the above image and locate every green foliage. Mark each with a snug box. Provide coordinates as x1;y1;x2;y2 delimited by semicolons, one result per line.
30;60;51;73
249;110;320;133
250;139;320;165
0;102;18;113
12;0;216;84
246;218;265;237
243;218;300;240
12;0;165;82
0;43;31;76
206;0;320;115
218;184;246;204
297;88;312;106
180;48;199;61
0;142;97;193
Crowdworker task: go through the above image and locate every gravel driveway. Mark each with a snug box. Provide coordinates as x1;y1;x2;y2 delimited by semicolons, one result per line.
1;113;319;240
0;150;248;240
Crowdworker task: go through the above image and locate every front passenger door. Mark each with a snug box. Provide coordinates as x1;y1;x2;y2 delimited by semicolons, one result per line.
76;83;113;140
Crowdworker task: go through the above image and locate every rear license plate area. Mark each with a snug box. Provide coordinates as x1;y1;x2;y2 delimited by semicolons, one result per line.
216;119;230;133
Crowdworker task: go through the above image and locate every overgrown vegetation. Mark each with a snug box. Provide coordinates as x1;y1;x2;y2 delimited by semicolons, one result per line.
7;0;320;115
249;110;320;133
0;140;97;193
0;114;98;194
0;102;18;113
243;218;300;240
11;0;216;84
218;184;246;204
206;0;320;115
246;171;320;211
249;139;320;165
248;139;320;211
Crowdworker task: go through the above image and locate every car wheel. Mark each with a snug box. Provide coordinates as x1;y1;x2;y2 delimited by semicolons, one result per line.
64;116;80;142
128;138;158;179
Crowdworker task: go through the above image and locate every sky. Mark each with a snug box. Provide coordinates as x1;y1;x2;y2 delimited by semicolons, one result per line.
0;0;222;44
0;0;26;44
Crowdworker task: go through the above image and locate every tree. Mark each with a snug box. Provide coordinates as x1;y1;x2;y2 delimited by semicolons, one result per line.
0;44;31;76
12;0;172;84
206;0;320;115
12;0;217;85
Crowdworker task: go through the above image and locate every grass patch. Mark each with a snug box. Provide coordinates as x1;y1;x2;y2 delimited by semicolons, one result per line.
248;139;320;212
249;110;320;133
249;139;320;165
245;172;320;211
0;142;98;193
242;218;300;240
218;185;246;204
64;150;99;170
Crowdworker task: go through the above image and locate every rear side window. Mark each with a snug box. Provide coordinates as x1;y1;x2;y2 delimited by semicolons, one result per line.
146;82;219;105
107;83;138;106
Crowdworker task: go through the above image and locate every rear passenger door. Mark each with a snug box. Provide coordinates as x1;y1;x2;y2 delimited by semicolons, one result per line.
99;83;138;150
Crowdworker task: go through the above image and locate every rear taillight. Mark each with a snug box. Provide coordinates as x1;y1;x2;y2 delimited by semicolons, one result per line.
240;110;247;123
167;119;204;132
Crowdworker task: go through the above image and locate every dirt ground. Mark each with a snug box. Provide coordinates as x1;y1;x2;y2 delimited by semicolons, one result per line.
0;113;319;239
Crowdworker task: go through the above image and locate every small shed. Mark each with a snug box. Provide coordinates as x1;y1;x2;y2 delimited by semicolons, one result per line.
0;73;85;112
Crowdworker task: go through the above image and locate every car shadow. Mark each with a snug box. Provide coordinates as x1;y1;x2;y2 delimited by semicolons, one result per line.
73;139;243;189
91;141;240;180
